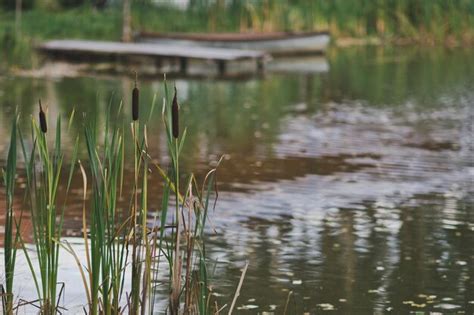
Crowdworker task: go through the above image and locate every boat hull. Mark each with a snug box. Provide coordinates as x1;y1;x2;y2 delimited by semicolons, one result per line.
139;32;330;55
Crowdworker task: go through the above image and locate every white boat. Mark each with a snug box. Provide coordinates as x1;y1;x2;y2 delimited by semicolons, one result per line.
138;31;330;55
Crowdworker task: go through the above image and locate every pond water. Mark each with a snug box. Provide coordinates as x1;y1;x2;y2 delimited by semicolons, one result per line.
0;46;473;314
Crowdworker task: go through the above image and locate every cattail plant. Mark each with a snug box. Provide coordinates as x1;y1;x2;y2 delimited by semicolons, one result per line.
19;103;78;315
130;75;144;314
82;102;127;315
160;83;225;314
75;80;154;315
169;85;182;314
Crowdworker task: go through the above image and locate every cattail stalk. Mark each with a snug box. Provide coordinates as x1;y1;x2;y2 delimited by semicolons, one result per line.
130;72;140;313
39;99;47;133
172;87;179;139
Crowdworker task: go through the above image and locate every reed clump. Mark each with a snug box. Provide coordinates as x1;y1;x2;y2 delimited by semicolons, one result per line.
11;100;79;315
1;80;242;314
1;117;20;315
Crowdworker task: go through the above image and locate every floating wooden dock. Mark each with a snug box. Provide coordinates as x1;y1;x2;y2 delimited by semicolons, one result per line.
39;40;268;77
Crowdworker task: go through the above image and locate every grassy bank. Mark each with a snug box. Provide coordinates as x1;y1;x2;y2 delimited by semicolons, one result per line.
1;0;473;68
148;0;474;45
0;6;122;67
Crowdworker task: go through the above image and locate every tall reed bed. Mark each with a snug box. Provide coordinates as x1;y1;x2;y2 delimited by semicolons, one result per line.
1;80;235;314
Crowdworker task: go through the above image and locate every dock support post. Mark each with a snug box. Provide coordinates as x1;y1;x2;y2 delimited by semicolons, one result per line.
179;57;188;74
257;58;264;73
217;60;226;76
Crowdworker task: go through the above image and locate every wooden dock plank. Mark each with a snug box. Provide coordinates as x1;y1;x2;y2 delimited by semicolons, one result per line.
39;40;266;61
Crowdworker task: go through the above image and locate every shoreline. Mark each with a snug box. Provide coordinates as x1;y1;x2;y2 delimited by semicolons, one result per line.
334;35;473;48
2;34;472;75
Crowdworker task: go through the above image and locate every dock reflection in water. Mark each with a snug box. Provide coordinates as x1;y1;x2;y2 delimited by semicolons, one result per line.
0;46;473;313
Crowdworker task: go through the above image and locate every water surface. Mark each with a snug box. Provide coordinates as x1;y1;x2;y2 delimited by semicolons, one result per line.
0;46;473;314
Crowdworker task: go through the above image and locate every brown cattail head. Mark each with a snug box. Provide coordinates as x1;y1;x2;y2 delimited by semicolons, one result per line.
39;99;47;133
132;72;139;121
172;86;179;139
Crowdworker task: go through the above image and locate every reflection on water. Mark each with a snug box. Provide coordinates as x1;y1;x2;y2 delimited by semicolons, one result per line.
0;46;473;313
